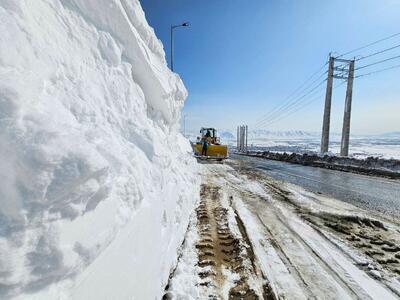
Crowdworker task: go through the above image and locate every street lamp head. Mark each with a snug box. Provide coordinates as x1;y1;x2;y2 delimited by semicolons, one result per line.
170;22;189;71
171;22;189;29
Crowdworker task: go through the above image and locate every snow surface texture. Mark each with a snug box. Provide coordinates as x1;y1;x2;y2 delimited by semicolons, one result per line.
0;1;199;299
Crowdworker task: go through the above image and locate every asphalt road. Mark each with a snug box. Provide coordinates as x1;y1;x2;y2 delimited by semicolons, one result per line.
232;154;400;219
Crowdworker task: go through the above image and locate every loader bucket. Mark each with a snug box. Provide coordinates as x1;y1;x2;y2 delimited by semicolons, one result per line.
194;144;228;160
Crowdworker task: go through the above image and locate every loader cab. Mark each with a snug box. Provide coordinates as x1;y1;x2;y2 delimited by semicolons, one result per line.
199;127;221;145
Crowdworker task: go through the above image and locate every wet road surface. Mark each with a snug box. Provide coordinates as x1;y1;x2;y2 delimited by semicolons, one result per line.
232;154;400;219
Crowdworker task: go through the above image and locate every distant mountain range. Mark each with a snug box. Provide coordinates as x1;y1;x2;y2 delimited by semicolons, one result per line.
380;131;400;138
219;131;235;139
248;130;318;139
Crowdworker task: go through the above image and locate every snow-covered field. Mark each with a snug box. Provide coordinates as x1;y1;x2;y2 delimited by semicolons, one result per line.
0;1;199;299
188;129;400;159
247;137;400;160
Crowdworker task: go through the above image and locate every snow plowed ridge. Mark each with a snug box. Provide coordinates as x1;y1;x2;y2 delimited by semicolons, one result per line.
0;1;199;299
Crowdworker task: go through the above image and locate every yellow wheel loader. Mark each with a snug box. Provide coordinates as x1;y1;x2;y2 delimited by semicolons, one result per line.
192;128;228;161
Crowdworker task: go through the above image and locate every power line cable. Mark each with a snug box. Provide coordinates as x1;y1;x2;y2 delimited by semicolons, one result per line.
356;43;400;61
254;72;327;128
259;87;327;129
336;32;400;59
355;54;400;70
253;68;327;127
256;84;325;129
253;61;328;127
355;63;400;78
258;80;346;129
256;79;327;129
259;93;324;128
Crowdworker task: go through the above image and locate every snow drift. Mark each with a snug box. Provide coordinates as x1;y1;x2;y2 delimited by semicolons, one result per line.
0;0;199;299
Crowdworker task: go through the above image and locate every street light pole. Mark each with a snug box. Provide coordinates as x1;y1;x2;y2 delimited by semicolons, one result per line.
170;22;189;72
183;114;187;137
170;25;174;71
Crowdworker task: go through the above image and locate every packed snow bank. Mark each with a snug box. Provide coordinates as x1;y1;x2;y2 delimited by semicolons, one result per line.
241;151;400;178
0;1;199;299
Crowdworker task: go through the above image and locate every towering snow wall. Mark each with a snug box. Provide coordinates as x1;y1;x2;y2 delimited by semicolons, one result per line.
0;1;199;299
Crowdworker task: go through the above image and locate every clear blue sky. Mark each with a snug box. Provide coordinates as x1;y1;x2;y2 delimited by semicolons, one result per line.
141;0;400;134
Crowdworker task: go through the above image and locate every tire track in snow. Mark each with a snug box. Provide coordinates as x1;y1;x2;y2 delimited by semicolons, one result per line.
232;190;357;299
164;182;273;299
195;184;270;299
237;165;400;296
252;213;315;299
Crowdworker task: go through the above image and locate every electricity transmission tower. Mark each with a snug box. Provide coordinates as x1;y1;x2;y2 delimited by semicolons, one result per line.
237;125;248;153
247;33;400;158
320;55;355;156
